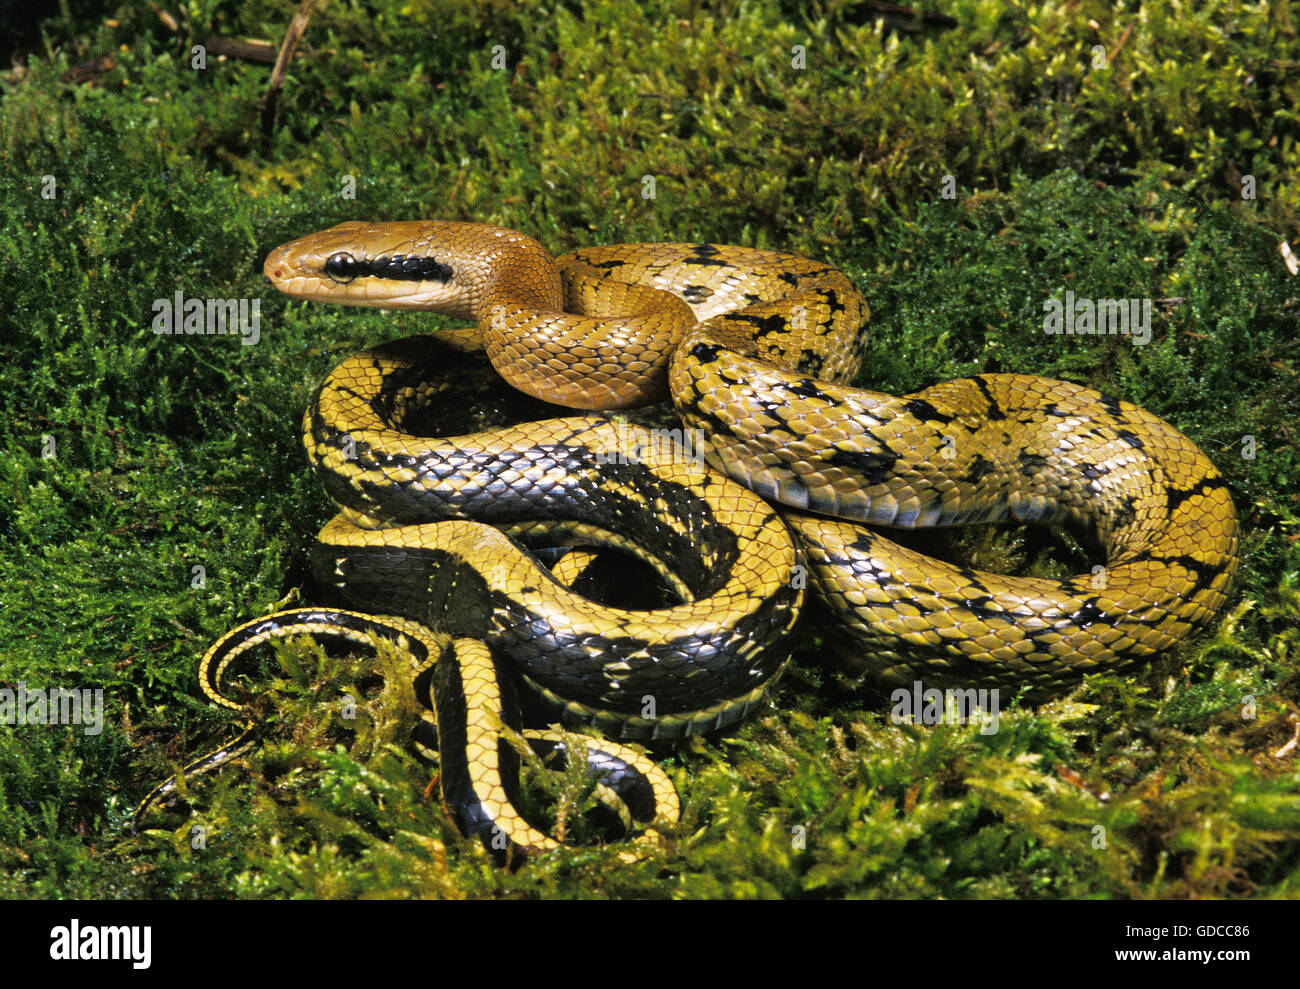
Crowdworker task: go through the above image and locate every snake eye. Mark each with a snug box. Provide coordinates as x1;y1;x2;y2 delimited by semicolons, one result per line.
324;252;359;283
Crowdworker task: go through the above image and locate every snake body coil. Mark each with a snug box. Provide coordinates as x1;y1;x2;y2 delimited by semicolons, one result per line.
140;220;1238;860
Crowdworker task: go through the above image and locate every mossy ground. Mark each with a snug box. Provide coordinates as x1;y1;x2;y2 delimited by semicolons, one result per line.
0;0;1297;899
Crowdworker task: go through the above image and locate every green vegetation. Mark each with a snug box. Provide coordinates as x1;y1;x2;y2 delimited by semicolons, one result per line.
0;0;1296;898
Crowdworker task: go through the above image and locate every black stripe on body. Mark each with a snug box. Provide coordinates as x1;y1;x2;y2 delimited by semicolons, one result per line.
1166;474;1229;512
971;376;1007;420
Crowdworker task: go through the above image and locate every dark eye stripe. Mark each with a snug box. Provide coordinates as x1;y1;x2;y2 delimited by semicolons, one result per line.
324;251;452;284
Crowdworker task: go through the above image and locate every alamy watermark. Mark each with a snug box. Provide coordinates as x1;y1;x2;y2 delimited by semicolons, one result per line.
1043;290;1151;345
594;420;706;467
152;292;261;346
890;680;1000;735
0;682;104;736
50;919;150;969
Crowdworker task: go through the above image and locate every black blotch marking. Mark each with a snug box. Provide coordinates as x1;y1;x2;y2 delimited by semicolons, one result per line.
828;445;902;485
1169;554;1228;592
1069;596;1109;629
1112;495;1138;529
728;312;789;339
1056;576;1083;597
795;350;826;376
1166;474;1229;512
334;384;368;404
752;399;800;434
683;244;729;267
963;595;1029;622
1115;429;1145;450
964;453;996;484
683;284;713;304
785;379;830;400
1018;452;1050;477
1096;391;1126;422
847;529;877;555
678;401;733;440
689;341;725;363
903;398;953;425
1128;551;1226;593
971;376;1006;420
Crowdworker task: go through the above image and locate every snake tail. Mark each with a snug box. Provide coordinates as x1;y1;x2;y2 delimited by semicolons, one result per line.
425;638;678;863
135;608;678;858
134;608;442;829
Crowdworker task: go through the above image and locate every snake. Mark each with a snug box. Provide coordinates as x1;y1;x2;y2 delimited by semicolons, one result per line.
138;220;1239;863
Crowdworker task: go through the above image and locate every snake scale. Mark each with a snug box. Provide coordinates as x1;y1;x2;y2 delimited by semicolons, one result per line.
139;220;1239;863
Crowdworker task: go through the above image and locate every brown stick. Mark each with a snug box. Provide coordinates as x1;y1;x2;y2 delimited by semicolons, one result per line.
148;2;180;33
204;37;281;64
1110;21;1136;60
260;0;321;137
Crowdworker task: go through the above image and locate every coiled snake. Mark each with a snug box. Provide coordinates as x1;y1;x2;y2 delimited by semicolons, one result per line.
138;220;1239;863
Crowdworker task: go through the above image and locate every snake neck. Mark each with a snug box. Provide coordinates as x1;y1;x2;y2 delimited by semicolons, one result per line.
468;226;565;319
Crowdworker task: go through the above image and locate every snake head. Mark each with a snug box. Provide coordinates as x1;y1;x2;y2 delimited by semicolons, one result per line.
264;220;556;317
